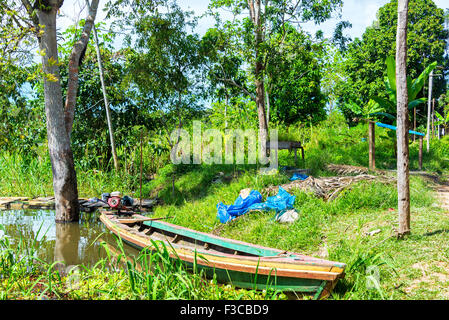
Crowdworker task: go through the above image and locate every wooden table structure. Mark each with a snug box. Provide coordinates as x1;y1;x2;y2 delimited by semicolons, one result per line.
266;141;305;165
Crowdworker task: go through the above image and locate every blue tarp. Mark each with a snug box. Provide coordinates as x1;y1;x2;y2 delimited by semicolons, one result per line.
290;173;309;181
248;187;296;213
216;187;296;224
217;190;263;223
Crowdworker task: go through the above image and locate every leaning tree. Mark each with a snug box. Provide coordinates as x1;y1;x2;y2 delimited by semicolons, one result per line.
5;0;101;222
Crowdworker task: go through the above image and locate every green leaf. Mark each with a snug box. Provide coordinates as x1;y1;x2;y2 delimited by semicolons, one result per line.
386;56;396;92
410;61;437;100
408;98;426;110
435;111;444;122
345;101;362;115
372;112;396;120
371;96;395;110
384;77;397;104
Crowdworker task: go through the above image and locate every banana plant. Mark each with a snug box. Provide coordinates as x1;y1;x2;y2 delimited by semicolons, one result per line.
371;56;437;115
345;99;391;122
368;56;438;145
435;111;449;132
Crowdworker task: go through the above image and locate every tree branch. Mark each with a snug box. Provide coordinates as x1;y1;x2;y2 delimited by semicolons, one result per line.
64;0;100;137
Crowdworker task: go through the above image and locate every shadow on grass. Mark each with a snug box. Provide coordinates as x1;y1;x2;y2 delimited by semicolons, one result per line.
145;163;263;206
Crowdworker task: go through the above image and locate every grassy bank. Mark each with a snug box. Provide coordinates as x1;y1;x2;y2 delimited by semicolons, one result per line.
148;169;448;300
1;115;448;300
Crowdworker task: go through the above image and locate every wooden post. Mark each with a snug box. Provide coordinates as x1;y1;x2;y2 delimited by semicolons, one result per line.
91;22;119;171
419;136;423;171
396;0;411;237
413;107;417;142
368;121;376;170
427;70;433;153
432;98;435;138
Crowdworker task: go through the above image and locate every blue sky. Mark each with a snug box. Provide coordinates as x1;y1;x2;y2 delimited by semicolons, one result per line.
59;0;449;42
173;0;448;39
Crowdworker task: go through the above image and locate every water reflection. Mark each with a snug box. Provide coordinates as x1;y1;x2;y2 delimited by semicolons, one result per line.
0;210;140;272
54;222;80;275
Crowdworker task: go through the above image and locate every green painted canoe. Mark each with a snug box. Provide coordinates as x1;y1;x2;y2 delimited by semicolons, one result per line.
100;212;346;299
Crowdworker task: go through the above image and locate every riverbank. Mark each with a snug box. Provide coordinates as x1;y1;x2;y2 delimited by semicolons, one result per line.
1;165;447;299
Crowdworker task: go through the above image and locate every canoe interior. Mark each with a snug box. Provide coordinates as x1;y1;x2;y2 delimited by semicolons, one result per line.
118;233;329;298
142;217;345;268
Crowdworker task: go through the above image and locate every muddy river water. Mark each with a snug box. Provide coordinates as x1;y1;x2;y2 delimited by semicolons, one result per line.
0;209;140;272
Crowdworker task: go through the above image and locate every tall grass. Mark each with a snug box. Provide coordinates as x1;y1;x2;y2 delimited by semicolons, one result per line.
0;152;139;198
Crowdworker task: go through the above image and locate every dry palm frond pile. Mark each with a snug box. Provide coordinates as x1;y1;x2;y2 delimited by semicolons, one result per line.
264;174;395;202
325;164;387;176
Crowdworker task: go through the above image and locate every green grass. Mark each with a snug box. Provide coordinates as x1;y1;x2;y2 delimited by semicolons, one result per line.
0;152;138;198
1;114;449;299
148;167;448;300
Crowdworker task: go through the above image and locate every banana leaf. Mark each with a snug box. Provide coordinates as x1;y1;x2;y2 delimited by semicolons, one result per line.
408;98;427;110
409;61;438;101
386;55;396;92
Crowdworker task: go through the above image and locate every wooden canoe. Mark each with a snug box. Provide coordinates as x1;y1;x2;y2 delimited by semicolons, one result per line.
99;212;346;299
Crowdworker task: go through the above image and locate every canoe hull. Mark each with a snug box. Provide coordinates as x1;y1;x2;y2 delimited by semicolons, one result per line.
100;213;345;299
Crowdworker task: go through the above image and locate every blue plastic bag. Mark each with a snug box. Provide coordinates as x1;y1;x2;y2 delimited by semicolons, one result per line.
248;187;296;213
290;173;309;181
217;187;296;223
217;190;263;223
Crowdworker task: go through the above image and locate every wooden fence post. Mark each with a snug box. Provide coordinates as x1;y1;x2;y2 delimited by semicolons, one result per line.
369;121;376;170
419;136;423;171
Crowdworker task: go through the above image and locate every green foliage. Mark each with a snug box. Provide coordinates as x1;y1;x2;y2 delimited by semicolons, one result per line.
206;0;343;126
344;100;387;122
266;25;327;125
371;56;437;117
340;0;448;126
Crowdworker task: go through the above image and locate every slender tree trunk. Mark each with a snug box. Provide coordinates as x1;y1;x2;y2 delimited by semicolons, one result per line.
427;70;433;153
413;107;416;142
225;89;229;129
265;79;270;126
396;0;411;237
432;98;435;138
92;23;119;171
248;0;268;157
368;121;375;170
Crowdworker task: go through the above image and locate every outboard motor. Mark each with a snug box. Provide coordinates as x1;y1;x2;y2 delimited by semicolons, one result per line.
121;195;134;207
107;191;122;209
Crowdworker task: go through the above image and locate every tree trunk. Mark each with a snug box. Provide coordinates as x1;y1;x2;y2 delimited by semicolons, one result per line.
248;0;268;158
426;70;433;153
413;107;416;142
35;0;99;222
37;2;80;223
396;0;411;237
368;121;375;170
265;78;270;126
225;89;229;129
